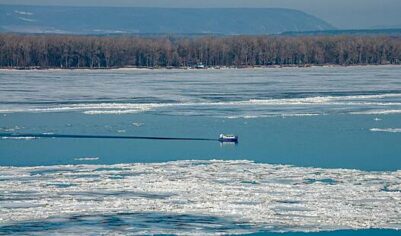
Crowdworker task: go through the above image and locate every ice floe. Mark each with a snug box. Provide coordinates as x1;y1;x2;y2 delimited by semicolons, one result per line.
17;17;35;22
0;160;400;234
370;128;401;133
1;136;37;140
132;122;144;127
14;10;33;16
74;157;100;161
1;93;401;117
352;109;401;115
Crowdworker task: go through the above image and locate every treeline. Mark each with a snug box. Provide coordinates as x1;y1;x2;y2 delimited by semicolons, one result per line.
1;34;401;68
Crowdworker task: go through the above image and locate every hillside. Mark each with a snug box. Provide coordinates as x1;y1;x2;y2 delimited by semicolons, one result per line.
0;5;334;35
281;28;401;36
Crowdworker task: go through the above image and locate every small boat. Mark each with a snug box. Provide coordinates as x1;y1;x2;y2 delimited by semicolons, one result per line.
218;134;238;143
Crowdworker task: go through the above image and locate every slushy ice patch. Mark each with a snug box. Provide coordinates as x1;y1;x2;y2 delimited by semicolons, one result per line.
1;160;400;234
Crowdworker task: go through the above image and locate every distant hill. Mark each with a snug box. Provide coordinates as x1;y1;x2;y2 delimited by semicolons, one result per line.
281;28;401;36
0;5;334;35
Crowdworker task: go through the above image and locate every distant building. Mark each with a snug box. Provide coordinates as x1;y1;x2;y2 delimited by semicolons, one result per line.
195;62;205;69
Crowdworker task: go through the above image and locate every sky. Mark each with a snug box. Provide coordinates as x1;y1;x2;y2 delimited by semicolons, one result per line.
1;0;401;29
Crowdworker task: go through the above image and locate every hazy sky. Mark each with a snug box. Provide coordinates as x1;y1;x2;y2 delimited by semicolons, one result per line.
1;0;401;29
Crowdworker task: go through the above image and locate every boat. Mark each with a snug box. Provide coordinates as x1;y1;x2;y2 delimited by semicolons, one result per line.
218;134;238;143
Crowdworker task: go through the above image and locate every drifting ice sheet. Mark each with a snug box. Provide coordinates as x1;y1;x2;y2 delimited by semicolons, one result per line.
0;160;400;235
1;93;401;117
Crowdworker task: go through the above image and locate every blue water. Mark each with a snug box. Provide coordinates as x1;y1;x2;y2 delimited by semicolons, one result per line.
1;66;401;235
1;112;401;171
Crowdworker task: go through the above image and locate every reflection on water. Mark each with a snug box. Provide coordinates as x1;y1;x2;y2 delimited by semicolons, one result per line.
0;212;253;235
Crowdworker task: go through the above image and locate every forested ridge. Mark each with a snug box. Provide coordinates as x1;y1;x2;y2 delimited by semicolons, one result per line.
1;34;401;69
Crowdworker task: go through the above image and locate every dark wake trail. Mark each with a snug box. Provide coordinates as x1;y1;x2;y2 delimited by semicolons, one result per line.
0;133;217;142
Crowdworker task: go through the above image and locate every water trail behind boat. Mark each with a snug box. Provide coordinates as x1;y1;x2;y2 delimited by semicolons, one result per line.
0;132;218;142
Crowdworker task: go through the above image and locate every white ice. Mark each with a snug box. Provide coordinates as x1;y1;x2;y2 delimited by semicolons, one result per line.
370;128;401;133
1;93;401;116
0;160;400;234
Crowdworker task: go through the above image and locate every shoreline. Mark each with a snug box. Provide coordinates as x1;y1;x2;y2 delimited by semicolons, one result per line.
1;64;400;72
